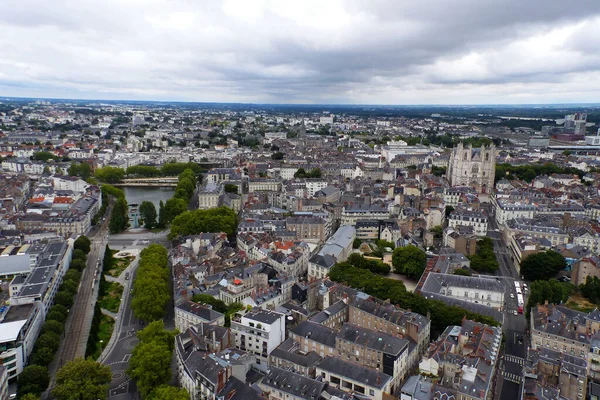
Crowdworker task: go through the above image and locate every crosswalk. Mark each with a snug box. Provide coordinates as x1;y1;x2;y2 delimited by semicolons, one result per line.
504;354;525;366
503;371;522;384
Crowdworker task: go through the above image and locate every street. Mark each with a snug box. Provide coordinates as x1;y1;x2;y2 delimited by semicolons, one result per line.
45;204;113;398
99;229;174;400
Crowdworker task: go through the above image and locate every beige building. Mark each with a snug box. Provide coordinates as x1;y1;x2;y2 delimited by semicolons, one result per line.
448;143;495;194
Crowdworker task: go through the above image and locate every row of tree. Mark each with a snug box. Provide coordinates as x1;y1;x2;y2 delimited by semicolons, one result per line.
328;262;499;336
101;184;130;234
18;358;112;400
137;167;200;230
127;321;189;399
168;206;238;240
495;162;586;183
94;162;205;183
468;237;499;273
131;244;170;322
525;279;574;316
17;237;91;398
85;245;115;358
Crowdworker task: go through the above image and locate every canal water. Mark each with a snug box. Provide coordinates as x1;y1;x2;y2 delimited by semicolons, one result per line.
123;186;174;210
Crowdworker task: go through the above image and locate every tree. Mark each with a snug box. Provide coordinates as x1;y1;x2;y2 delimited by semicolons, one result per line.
17;365;50;396
32;151;59;162
467;237;499;273
139;201;157;229
64;269;82;283
30;347;56;367
136;320;176;352
149;386;190;400
161;197;187;225
41;320;65;336
20;394;41;400
521;250;566;281
526;279;574;315
52;358;112;400
74;235;91;254
127;341;173;398
454;269;472;276
224;183;238;194
580;276;600;304
70;258;87;272
109;197;129;233
46;311;67;324
72;248;87;262
271;151;284;160
430;225;443;238
169;207;237;240
392;245;427;279
353;238;362;249
53;291;74;309
94;166;125;183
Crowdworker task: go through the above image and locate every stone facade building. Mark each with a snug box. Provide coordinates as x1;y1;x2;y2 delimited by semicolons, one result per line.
448;143;495;194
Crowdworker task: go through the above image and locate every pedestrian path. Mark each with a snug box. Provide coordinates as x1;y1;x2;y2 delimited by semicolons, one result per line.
503;371;522;384
504;354;525;366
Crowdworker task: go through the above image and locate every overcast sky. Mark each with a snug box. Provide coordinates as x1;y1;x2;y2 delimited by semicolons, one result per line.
2;0;600;104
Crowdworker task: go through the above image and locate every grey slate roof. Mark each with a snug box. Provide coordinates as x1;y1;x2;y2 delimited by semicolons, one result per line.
317;356;392;390
289;321;337;349
337;323;409;356
261;367;325;399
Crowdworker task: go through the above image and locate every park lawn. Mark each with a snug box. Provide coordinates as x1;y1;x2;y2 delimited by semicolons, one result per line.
98;281;123;313
106;256;134;278
90;315;115;361
566;293;596;313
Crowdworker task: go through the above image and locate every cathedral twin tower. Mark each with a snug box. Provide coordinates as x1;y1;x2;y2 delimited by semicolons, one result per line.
448;142;496;194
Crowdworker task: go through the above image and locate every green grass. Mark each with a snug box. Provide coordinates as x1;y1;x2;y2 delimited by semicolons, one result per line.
106;256;134;278
98;281;123;313
90;315;115;360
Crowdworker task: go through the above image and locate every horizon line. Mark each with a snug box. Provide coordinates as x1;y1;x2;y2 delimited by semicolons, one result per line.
2;95;600;108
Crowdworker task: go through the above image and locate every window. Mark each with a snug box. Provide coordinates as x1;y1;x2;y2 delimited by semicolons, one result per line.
369;389;375;396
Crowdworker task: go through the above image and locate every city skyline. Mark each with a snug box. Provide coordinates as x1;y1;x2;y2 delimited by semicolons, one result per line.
2;1;600;104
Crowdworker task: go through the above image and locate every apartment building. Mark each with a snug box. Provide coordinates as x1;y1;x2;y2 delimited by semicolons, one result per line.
285;216;326;242
348;298;430;371
336;323;409;391
448;208;488;236
198;182;223;210
230;309;285;372
316;357;393;400
174;301;225;331
288;321;337;358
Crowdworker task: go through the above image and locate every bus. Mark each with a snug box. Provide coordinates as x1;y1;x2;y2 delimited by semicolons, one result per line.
517;293;524;314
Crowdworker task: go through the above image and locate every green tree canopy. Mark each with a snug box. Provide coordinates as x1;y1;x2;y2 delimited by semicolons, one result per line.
139;201;157;229
467;237;499;273
30;347;56;367
74;235;91;254
52;358;112;400
17;365;50;396
521;250;566;281
72;249;87;262
94;166;125;183
392;245;427;279
70;258;87;272
41;320;65;336
109;197;129;233
169;207;237;239
526;279;574;315
224;183;238;194
149;386;190;400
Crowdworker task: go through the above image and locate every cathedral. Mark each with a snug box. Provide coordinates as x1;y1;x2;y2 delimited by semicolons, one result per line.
448;143;496;194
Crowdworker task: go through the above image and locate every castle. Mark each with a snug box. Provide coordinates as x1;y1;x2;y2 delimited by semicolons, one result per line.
448;143;495;194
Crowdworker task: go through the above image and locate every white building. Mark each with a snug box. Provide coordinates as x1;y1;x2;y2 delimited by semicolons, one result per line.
230;309;285;372
198;183;223;210
0;303;45;380
174;301;225;332
448;208;488;236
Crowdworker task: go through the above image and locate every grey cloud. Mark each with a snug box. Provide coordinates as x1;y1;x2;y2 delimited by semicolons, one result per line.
1;0;600;103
